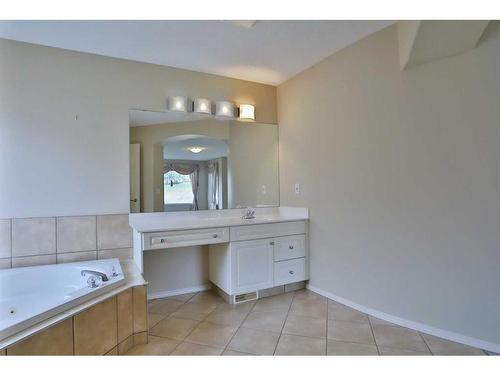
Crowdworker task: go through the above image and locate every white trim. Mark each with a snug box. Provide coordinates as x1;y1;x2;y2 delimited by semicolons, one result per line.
147;284;211;300
307;284;499;354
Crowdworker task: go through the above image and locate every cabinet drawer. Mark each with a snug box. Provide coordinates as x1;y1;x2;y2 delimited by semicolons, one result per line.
230;221;306;241
143;227;229;250
273;235;306;261
274;258;306;286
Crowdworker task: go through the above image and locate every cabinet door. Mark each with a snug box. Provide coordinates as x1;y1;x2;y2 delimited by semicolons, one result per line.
231;239;274;294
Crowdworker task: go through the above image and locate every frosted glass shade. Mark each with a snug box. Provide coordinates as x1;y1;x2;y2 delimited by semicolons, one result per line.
194;98;212;114
239;104;255;120
215;101;235;118
168;96;188;112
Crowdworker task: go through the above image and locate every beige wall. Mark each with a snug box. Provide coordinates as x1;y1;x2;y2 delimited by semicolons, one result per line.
228;121;279;208
278;23;500;346
0;38;276;218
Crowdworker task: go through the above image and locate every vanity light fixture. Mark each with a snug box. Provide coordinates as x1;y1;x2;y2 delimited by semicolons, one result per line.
193;98;212;114
215;101;235;118
168;96;188;112
188;147;205;154
239;104;255;120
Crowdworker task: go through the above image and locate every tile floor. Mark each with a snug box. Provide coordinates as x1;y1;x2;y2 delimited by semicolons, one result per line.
126;289;490;356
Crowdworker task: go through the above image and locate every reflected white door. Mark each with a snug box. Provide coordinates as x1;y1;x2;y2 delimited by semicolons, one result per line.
130;144;141;213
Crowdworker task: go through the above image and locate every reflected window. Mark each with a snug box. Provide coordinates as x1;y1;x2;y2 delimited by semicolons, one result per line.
164;171;194;204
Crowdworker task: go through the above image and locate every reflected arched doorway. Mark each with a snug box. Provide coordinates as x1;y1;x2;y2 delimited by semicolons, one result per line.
161;135;229;212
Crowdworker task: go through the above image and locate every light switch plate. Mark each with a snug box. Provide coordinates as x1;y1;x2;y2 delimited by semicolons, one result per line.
294;183;300;194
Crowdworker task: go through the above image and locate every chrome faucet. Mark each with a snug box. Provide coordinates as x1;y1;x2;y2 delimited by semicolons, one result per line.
81;270;109;282
242;206;256;219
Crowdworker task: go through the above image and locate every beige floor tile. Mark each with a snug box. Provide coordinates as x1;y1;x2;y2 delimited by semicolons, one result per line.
126;336;180;355
327;340;379;355
205;306;251;326
328;300;369;323
242;310;288;333
166;292;196;302
188;291;223;307
372;325;429;353
327;320;375;345
149;317;199;340
227;327;280;355
252;293;294;313
148;298;184;315
185;321;238;348
275;334;326;355
290;298;327;319
222;349;253;355
283;314;327;338
293;289;327;303
378;346;430;355
369;316;399;327
171;342;223;355
215;300;256;313
148;313;165;329
421;334;484;355
170;301;217;321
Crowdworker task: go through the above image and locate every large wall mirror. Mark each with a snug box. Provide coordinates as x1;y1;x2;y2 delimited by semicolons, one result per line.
129;109;279;213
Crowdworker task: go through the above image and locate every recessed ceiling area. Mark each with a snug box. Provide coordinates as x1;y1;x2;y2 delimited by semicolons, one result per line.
162;135;229;161
0;20;394;85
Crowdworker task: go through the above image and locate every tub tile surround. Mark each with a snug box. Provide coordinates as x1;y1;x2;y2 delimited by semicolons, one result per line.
4;285;147;355
0;213;132;268
127;289;492;356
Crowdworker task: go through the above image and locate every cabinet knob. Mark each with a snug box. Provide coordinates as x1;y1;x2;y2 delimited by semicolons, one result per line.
160;238;165;243
289;245;294;250
289;270;295;275
213;234;218;238
270;241;275;246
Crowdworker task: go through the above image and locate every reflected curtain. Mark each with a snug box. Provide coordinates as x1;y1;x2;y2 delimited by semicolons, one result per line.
190;168;199;210
164;163;197;175
207;160;220;210
164;162;199;211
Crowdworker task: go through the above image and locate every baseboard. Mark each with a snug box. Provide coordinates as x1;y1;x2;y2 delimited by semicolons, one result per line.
147;284;211;300
307;284;500;354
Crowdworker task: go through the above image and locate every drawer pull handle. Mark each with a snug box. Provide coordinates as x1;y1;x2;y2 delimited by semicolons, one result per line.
289;245;294;250
270;241;275;246
289;270;295;275
160;238;165;243
212;234;218;238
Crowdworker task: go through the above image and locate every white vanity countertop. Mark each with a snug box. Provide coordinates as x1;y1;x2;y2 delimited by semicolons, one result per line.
129;206;309;233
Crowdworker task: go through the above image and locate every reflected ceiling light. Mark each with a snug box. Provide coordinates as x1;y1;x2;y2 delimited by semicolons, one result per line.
168;96;188;112
239;104;255;120
215;101;235;118
194;98;212;114
188;147;204;153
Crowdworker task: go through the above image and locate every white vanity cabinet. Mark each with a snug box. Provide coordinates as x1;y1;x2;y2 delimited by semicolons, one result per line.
208;220;308;299
129;208;309;302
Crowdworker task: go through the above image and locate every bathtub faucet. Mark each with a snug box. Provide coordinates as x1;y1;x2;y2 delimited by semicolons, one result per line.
81;270;109;282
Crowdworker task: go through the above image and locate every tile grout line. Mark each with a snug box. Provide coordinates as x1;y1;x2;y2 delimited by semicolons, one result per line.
220;300;257;355
325;294;329;355
367;313;380;355
272;290;296;355
419;332;434;355
148;292;200;354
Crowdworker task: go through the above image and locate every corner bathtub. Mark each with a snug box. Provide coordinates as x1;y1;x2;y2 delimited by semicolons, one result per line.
0;259;125;341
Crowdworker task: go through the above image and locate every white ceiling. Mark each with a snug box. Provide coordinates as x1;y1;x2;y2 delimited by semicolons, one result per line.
0;20;394;85
162;135;229;161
